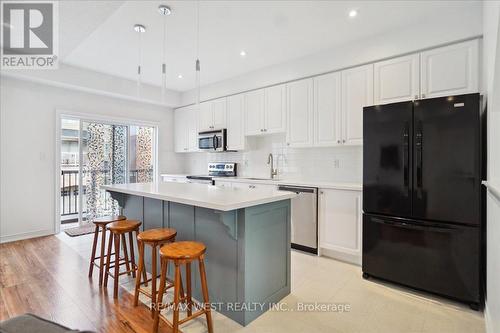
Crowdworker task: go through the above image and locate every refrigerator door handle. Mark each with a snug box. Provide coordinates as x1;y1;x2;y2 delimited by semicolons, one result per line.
403;122;410;195
416;122;423;189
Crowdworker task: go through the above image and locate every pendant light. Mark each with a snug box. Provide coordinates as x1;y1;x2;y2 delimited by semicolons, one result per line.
133;24;146;97
158;5;171;103
195;0;201;106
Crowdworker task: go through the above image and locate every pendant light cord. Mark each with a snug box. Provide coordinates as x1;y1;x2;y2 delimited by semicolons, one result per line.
195;0;201;105
161;12;167;101
196;0;200;59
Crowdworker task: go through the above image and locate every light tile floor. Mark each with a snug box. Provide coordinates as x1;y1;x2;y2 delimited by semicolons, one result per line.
57;232;485;333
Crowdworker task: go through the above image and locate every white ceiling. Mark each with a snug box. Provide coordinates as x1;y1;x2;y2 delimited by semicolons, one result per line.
62;1;482;92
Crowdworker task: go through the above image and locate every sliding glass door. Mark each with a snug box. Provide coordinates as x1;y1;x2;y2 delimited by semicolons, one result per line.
81;122;128;221
59;116;156;226
80;122;156;222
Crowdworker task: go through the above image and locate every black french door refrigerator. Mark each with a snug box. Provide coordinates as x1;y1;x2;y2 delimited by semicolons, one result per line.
362;93;483;309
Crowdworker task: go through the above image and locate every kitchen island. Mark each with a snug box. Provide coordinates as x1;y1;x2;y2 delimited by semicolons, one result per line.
102;182;295;326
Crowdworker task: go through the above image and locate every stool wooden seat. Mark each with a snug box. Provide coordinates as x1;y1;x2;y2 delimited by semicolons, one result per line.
104;220;141;299
134;228;180;317
137;228;177;243
153;241;213;333
88;215;126;285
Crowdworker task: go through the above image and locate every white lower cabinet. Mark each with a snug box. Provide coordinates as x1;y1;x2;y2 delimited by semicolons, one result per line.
319;188;362;265
231;182;275;191
161;175;188;183
215;180;233;188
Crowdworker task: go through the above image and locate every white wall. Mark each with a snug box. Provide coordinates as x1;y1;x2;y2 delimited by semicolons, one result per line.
0;77;183;243
2;63;182;108
180;9;482;105
482;1;500;333
183;135;362;184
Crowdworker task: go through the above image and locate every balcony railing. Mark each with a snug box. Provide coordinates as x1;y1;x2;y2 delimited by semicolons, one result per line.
60;168;153;217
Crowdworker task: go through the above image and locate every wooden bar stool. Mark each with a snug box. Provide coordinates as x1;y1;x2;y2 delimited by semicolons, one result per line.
88;215;126;285
104;220;141;299
133;228;181;316
153;241;213;333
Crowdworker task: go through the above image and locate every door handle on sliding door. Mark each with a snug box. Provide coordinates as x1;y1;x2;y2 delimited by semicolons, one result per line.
403;122;409;195
416;121;423;189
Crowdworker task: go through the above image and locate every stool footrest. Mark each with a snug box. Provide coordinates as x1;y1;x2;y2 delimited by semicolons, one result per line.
106;265;138;279
178;309;207;325
138;280;175;298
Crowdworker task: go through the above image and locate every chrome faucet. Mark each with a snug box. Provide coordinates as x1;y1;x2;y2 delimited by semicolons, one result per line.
267;153;278;179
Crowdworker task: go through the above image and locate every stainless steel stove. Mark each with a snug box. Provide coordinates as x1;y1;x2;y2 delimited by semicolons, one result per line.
186;162;237;185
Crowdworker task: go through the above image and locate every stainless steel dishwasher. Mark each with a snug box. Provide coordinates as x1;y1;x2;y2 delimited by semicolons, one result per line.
278;185;318;254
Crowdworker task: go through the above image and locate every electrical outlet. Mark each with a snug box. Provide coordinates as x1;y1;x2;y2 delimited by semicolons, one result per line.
333;159;340;168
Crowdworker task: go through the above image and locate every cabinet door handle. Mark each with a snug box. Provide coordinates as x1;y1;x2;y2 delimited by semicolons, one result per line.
320;191;324;195
414;95;418;100
337;140;340;144
342;139;346;143
421;94;426;98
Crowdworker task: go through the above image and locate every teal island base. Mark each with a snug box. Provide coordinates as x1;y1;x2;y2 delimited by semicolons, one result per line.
108;191;291;326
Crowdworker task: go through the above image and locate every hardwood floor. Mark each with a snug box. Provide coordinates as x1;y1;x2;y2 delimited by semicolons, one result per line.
0;235;171;333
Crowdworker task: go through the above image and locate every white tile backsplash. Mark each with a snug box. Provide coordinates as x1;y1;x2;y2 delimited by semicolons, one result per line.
181;134;362;183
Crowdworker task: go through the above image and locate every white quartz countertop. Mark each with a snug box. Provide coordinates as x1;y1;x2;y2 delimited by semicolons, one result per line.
160;174;362;191
102;182;296;211
213;177;362;191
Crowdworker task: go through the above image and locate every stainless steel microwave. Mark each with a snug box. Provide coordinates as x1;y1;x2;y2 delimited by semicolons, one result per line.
198;129;227;152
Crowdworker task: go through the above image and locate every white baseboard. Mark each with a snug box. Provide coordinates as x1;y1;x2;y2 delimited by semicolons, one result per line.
319;247;361;266
485;302;497;333
0;228;55;244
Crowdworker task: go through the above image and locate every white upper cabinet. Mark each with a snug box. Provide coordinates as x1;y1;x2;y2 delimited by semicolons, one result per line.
174;105;198;153
174;108;187;153
286;78;313;147
226;94;245;151
198;101;213;132
244;89;265;136
198;98;227;132
374;54;420;105
420;39;479;99
341;64;374;146
314;72;342;146
264;84;286;134
186;105;199;151
245;85;286;136
212;98;227;130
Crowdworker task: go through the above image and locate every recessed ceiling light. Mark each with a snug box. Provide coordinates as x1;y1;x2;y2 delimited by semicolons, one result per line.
158;5;172;16
178;74;183;79
133;24;146;33
349;10;358;18
240;50;247;57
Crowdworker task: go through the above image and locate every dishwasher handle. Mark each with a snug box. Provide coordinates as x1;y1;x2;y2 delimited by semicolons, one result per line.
278;185;317;194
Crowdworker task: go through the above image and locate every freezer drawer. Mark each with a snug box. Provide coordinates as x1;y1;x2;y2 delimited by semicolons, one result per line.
362;214;480;304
